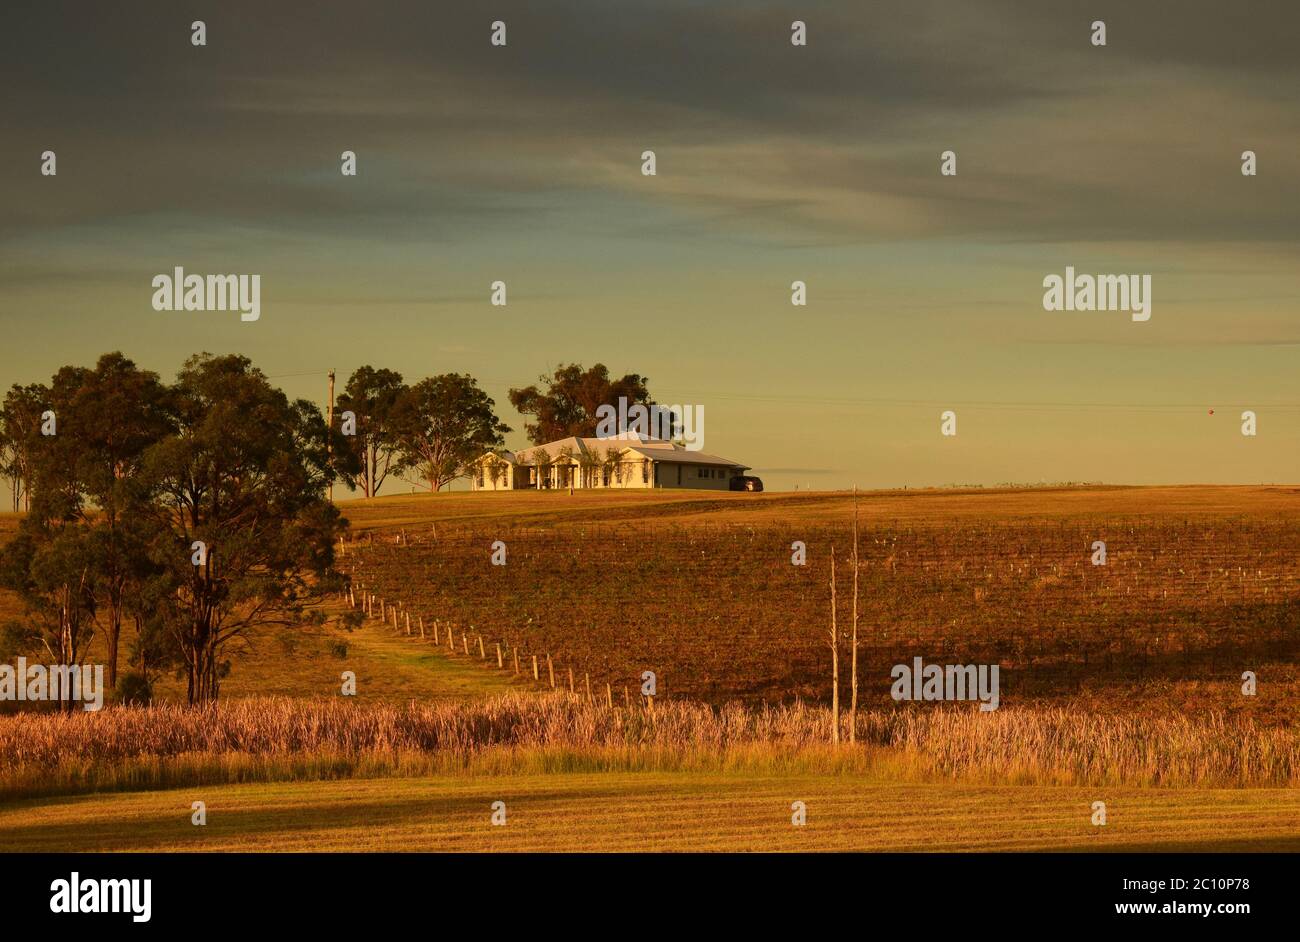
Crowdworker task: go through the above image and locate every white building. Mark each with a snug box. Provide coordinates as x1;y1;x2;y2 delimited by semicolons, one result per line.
470;434;750;491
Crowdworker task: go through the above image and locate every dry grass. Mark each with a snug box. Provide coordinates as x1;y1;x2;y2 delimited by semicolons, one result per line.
2;693;1297;802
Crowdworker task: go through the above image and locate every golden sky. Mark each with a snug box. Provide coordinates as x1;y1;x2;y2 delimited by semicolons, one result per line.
1;0;1296;491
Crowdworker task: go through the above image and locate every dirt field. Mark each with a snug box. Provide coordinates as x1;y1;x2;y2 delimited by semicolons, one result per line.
338;485;1300;715
3;485;1298;714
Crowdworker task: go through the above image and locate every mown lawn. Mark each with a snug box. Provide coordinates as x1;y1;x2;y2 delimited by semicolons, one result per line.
145;608;524;705
3;773;1298;852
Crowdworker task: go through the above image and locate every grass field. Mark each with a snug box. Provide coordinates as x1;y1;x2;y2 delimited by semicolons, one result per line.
3;773;1298;852
1;486;1296;852
147;607;523;705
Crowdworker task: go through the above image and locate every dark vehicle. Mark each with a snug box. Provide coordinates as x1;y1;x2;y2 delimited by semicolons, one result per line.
729;475;764;492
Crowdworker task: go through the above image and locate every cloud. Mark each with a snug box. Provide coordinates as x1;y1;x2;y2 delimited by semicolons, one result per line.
4;0;1297;253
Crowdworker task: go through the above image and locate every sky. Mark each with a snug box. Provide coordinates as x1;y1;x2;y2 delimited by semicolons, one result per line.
1;0;1297;495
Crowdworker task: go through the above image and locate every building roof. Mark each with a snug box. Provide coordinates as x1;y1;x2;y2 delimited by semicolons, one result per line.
623;444;747;468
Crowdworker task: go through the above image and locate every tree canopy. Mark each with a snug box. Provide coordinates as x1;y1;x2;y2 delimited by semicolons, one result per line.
508;363;653;445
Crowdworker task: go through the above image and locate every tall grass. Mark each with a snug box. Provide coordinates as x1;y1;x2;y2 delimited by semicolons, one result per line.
1;693;1296;800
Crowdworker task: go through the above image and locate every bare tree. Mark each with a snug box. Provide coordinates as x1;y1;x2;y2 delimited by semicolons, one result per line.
829;546;840;745
850;485;860;743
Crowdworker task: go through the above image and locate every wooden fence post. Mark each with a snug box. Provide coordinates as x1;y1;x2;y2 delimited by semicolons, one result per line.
462;634;469;655
532;655;539;681
513;648;520;675
496;643;503;668
404;612;411;636
568;667;574;693
547;654;555;689
585;672;592;703
418;616;425;640
478;636;485;659
605;682;612;708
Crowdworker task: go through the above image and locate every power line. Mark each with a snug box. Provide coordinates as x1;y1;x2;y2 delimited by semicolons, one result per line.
262;368;1300;414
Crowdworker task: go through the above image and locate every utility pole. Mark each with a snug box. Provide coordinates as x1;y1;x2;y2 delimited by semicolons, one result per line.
326;369;335;502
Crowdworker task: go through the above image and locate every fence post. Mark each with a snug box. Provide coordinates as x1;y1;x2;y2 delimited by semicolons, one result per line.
419;616;425;640
605;682;612;709
405;612;411;636
513;648;520;675
496;643;503;668
568;667;574;693
547;654;555;689
462;634;469;655
585;672;592;703
532;655;539;681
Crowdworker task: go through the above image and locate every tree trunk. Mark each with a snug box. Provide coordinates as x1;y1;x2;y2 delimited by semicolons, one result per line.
105;595;123;690
829;549;839;745
850;486;859;744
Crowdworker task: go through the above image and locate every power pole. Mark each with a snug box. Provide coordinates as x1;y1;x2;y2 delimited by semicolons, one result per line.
326;369;335;502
